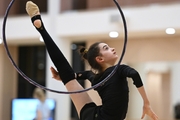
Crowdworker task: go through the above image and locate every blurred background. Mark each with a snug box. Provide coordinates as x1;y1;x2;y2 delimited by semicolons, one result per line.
0;0;180;120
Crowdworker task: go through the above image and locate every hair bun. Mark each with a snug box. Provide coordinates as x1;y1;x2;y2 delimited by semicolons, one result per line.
79;47;88;59
80;47;86;53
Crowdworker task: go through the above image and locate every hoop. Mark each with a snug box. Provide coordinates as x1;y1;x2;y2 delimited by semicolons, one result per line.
2;0;128;94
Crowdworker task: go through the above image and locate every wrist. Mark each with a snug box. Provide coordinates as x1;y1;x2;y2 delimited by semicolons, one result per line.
143;101;150;106
143;98;150;105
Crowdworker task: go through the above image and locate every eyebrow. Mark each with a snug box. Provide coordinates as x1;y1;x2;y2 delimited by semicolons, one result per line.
102;44;108;49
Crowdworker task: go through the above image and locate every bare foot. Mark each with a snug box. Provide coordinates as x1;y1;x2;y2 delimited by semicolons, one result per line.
26;1;42;28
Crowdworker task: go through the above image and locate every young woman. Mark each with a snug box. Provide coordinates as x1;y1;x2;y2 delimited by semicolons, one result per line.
33;88;51;120
26;1;158;120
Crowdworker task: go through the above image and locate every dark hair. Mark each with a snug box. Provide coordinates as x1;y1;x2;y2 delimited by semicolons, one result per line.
80;42;102;72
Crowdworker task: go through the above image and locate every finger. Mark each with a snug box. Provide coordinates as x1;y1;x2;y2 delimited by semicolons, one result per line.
50;67;54;73
50;66;55;71
148;113;157;120
50;67;57;78
50;67;58;74
141;112;145;119
50;67;54;72
153;114;159;120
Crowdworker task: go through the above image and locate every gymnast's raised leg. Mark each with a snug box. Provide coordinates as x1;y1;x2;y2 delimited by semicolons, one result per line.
26;1;93;117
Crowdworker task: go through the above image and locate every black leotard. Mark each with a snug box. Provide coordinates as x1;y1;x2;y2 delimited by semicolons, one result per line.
77;65;143;120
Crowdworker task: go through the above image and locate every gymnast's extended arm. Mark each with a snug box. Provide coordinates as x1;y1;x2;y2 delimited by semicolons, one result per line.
50;66;95;82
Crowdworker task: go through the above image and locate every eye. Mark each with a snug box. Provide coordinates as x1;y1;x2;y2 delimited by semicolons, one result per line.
104;46;109;50
102;45;110;50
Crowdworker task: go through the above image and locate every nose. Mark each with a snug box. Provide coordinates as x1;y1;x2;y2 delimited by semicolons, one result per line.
111;48;115;51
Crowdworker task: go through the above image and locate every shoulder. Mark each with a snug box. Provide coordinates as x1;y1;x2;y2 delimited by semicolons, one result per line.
118;64;130;69
117;64;137;72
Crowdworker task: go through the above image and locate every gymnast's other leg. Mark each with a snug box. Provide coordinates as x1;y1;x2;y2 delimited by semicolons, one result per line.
26;1;93;117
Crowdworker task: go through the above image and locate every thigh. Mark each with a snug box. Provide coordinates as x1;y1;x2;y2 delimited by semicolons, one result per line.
80;102;98;120
66;80;93;116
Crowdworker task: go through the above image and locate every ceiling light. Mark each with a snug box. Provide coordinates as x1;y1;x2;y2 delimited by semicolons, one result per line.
71;44;77;50
166;28;175;35
109;31;119;38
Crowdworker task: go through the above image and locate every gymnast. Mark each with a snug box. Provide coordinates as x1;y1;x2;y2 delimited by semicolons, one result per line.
26;1;158;120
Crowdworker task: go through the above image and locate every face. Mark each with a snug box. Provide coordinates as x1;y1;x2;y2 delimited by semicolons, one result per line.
97;43;118;65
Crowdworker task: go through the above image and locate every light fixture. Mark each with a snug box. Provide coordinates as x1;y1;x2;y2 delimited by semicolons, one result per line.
71;44;77;50
166;28;176;35
109;31;119;38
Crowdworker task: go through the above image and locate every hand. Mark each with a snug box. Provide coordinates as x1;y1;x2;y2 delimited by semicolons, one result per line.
141;104;158;120
50;66;61;81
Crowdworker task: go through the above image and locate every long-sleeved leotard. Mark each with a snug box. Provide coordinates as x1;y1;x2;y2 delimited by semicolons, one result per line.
77;64;143;120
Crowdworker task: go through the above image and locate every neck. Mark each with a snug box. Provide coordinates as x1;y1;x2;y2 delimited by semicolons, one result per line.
102;63;115;72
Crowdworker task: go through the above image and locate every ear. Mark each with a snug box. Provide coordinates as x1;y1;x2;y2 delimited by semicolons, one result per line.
95;56;104;63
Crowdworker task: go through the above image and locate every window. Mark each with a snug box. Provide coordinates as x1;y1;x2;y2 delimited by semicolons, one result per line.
0;0;47;16
61;0;87;12
72;0;87;10
18;46;46;98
